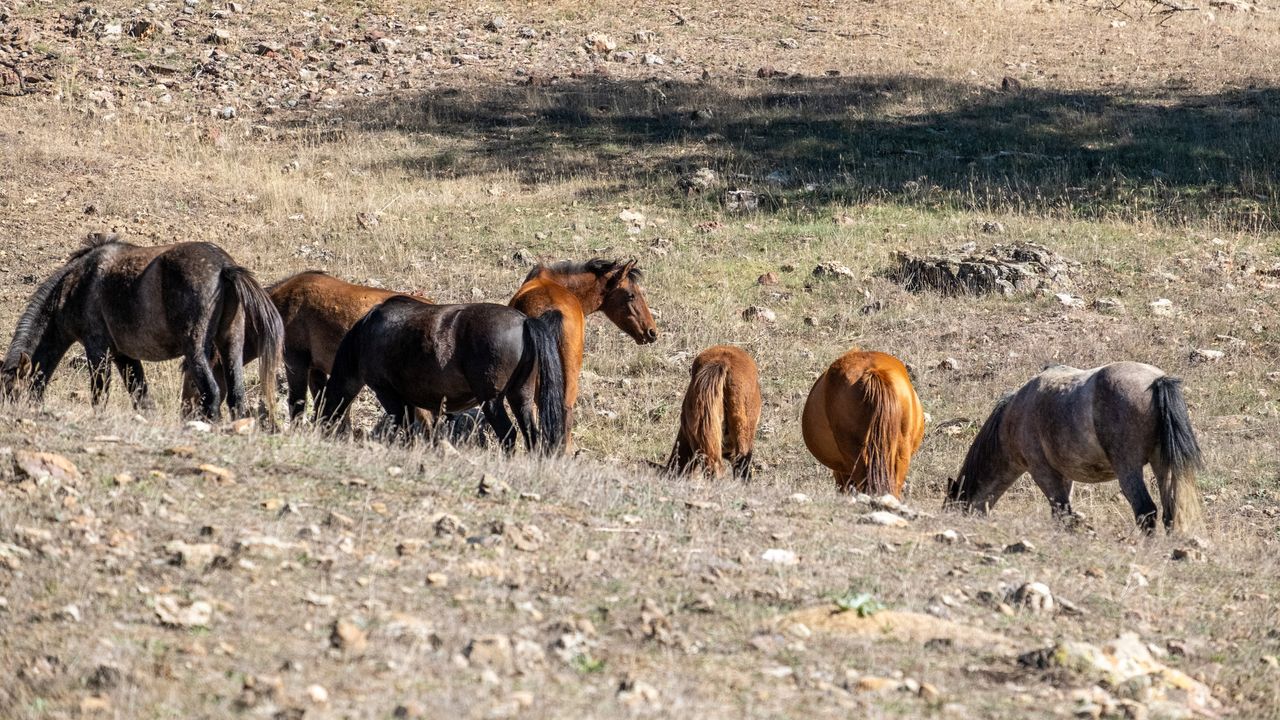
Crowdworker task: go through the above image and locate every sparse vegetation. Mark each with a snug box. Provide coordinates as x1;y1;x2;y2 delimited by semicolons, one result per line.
2;0;1279;718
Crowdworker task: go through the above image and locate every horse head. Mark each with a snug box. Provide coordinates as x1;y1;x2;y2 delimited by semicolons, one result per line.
601;259;658;345
1;351;34;401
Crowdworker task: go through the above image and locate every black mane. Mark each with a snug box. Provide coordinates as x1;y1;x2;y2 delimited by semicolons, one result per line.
524;258;643;283
67;231;124;261
951;392;1013;501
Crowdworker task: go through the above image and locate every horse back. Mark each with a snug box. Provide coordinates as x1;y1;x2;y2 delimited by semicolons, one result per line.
269;271;423;374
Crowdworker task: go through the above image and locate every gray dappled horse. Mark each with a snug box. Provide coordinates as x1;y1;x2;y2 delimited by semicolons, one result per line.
1;233;283;421
945;362;1204;533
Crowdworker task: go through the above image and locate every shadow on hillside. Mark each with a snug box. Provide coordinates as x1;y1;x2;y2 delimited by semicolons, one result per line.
291;74;1280;227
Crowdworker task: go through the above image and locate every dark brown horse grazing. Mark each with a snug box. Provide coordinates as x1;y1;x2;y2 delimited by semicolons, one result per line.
317;298;566;452
945;362;1204;533
664;345;762;479
503;258;658;449
1;234;283;420
801;350;925;497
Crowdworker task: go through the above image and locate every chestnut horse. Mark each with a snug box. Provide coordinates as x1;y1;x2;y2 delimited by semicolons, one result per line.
187;270;429;420
1;234;283;420
317;298;566;452
945;362;1204;533
664;345;762;479
500;258;658;448
801;350;924;497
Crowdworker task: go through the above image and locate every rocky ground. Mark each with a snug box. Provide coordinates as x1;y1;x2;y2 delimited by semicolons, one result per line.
2;0;1280;718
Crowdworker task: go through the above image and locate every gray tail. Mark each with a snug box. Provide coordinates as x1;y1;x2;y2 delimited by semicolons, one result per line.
223;266;284;427
1151;375;1204;532
523;310;566;452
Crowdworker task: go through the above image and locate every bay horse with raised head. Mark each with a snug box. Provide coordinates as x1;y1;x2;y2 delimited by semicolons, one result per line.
664;345;762;479
503;258;658;449
945;362;1204;533
1;234;283;421
317;298;566;452
802;350;925;497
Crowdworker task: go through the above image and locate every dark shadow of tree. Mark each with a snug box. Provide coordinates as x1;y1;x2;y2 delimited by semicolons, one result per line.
291;74;1279;228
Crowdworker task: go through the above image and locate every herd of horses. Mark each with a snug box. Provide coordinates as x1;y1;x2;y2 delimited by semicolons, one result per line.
0;234;1206;533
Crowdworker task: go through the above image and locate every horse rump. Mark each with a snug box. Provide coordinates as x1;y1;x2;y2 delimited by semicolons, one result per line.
667;361;729;477
1150;375;1204;532
857;369;906;496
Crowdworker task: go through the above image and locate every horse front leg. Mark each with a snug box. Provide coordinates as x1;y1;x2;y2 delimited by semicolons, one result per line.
82;340;113;407
113;355;153;410
1029;466;1085;527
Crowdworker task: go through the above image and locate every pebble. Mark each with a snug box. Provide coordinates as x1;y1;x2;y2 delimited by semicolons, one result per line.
761;548;798;565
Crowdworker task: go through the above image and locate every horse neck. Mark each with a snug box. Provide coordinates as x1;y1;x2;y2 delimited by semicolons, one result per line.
5;262;78;373
536;269;605;314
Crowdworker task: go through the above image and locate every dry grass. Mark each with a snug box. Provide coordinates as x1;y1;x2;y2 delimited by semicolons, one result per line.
2;0;1280;717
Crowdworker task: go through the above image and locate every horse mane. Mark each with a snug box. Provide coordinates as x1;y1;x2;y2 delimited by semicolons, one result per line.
524;258;643;283
5;261;78;363
954;392;1013;496
67;231;124;261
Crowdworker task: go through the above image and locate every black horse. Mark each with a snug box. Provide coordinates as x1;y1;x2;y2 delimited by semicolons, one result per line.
317;297;566;452
1;233;283;420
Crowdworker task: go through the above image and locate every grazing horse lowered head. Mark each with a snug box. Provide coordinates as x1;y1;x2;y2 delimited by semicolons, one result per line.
664;345;763;480
944;361;1204;534
2;233;283;421
316;298;566;453
801;349;925;498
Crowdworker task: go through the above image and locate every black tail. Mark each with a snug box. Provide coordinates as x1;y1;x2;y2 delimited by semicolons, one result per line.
523;310;566;452
315;312;371;429
223;266;284;426
1151;375;1204;532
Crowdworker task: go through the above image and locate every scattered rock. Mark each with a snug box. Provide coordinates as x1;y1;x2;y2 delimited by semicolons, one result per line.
478;474;511;498
154;595;213;628
1149;298;1175;316
725;189;759;212
617;676;660;709
861;511;909;528
430;513;468;538
641;52;664;65
937;357;960;371
778;37;800;49
812;261;856;281
466;635;516;674
761;548;799;565
1092;297;1125;313
306;684;329;704
197;463;236;484
678;167;719;193
742;306;776;323
208;28;231;44
1171;547;1205;562
758;271;780;286
585;32;616;54
165;540;226;569
1003;540;1035;554
1054;292;1085;308
935;529;963;544
485;16;507;31
504;523;544;552
331;618;368;654
13;451;82;484
1010;582;1054;613
1020;633;1221;715
890;242;1076;296
1189;348;1224;364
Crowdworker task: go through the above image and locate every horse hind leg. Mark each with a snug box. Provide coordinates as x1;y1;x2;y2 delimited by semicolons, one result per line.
218;337;247;419
113;355;153;410
1117;465;1159;533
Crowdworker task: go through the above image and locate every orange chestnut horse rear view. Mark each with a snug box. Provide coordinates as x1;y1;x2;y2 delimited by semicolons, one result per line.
802;350;924;497
665;345;762;479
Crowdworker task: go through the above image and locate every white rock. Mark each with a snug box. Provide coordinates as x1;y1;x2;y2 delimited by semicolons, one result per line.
1054;293;1085;308
1150;298;1175;316
761;548;799;565
306;684;330;704
861;511;909;528
1190;348;1224;363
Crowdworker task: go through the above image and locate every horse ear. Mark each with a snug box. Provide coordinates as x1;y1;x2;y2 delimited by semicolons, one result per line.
605;263;628;291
